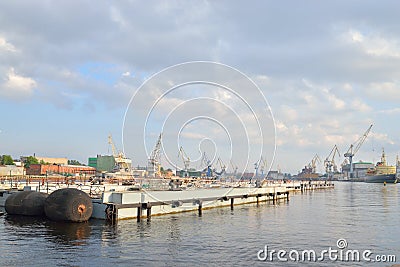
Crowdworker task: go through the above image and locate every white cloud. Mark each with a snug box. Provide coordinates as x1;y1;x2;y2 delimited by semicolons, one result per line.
0;37;17;52
378;108;400;114
370;132;395;145
328;93;345;110
342;83;353;92
280;105;298;121
344;28;400;58
351;99;371;113
110;5;127;28
365;81;400;102
0;67;36;100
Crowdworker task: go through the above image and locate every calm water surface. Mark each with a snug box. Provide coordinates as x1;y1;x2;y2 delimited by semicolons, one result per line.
0;182;398;266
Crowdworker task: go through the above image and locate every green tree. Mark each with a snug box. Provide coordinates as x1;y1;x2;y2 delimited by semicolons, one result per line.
1;155;14;165
24;156;39;168
68;159;83;165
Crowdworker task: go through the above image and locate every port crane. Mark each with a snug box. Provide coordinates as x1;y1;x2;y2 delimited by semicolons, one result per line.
108;134;132;172
254;156;267;179
309;154;321;173
324;145;340;179
147;133;162;177
213;157;226;177
229;160;238;178
344;124;373;178
178;146;190;177
259;157;268;178
201;152;213;178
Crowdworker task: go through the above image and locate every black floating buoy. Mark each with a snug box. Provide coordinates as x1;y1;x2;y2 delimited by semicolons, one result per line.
44;188;93;222
5;191;48;216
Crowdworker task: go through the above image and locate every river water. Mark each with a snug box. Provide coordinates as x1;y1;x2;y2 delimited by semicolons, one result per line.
0;182;398;266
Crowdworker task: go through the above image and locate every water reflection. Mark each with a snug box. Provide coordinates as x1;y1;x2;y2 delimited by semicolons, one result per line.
46;221;91;246
4;214;92;246
4;214;47;227
0;183;398;266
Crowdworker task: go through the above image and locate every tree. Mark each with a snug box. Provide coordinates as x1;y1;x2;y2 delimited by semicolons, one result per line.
68;159;83;166
24;156;39;168
0;155;14;165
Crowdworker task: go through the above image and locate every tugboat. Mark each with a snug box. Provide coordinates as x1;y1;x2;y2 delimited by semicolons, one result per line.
365;149;398;184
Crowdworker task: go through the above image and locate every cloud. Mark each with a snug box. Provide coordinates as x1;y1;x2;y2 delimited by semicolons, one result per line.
0;37;17;52
370;132;395;145
1;1;400;172
378;108;400;115
365;81;400;102
345;28;400;58
0;67;36;100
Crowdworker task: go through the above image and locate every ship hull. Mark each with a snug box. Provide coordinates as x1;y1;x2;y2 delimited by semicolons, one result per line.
364;174;397;183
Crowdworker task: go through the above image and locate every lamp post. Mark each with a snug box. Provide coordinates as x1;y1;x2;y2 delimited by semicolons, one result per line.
46;170;48;194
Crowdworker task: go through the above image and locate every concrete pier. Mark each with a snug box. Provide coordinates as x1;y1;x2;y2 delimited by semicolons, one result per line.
0;180;334;222
95;181;334;222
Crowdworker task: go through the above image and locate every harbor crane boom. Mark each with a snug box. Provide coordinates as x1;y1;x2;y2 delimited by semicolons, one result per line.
108;134;132;172
108;134;119;158
201;152;212;177
147;133;162;177
178;146;190;176
214;157;226;176
324;145;340;173
309;154;321;173
229;160;238;177
344;124;373;177
254;156;267;179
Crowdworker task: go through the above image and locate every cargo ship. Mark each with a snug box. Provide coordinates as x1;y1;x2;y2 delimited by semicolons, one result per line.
364;149;398;184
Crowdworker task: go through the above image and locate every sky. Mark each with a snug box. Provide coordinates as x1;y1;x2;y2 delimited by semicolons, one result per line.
1;1;400;174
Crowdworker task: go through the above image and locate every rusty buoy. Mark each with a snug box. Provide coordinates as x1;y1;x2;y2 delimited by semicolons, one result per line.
5;191;48;216
44;188;93;222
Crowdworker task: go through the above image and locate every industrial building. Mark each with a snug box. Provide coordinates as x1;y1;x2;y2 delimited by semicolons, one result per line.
0;165;25;176
341;161;374;180
26;164;96;176
36;156;68;165
267;170;285;180
20;156;68;165
88;155;116;172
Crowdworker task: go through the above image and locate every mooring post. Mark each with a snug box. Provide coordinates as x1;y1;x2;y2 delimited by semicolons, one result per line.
286;191;289;201
272;193;276;204
137;207;142;222
198;202;202;216
147;207;151;221
230;198;234;210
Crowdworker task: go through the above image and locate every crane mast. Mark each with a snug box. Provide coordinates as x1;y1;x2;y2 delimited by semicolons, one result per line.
147;133;162;177
178;146;190;177
254;156;267;179
214;157;226;177
344;124;373;178
201;152;212;178
309;154;321;173
108;134;132;172
324;145;340;179
229;160;238;177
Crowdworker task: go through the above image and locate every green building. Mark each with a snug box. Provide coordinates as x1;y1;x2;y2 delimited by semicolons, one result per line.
88;157;97;168
177;169;202;178
88;155;115;172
